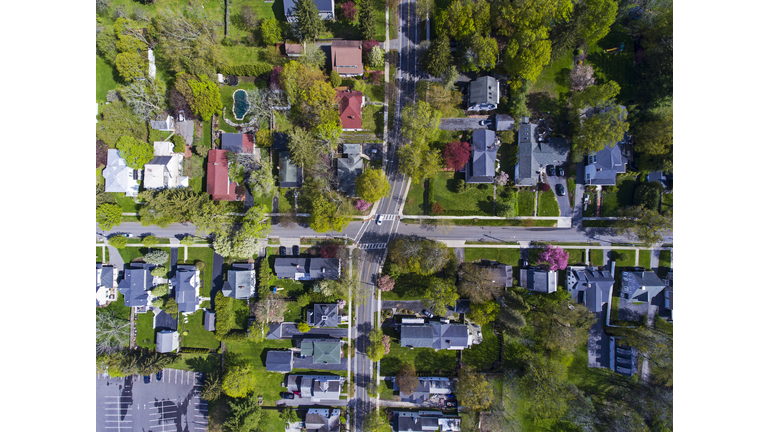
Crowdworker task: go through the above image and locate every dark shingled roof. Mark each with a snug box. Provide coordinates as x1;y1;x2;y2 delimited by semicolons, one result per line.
266;350;294;373
567;266;615;313
584;143;627;186
515;117;569;186
174;264;200;313
221;263;255;300
621;271;665;302
337;144;363;196
98;264;114;290
400;322;469;350
520;268;558;294
154;310;178;331
117;263;154;307
465;129;498;184
468;76;499;109
274;258;340;281
308;304;339;327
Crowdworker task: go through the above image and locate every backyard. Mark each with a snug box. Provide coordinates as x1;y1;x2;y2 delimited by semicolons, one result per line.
599;176;638;216
529;51;574;99
136;312;156;349
462;324;500;371
180;309;220;350
224;339;294;404
585;24;637;104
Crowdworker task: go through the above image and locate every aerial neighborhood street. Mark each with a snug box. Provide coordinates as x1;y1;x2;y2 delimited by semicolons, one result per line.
95;1;673;432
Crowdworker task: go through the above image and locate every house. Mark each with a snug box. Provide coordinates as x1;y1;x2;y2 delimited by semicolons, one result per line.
331;40;364;76
221;132;255;155
477;260;514;288
283;0;335;23
300;339;342;364
337;144;364;196
397;377;452;404
566;266;615;313
515;117;569;186
143;141;189;189
620;270;666;302
400;321;472;350
274;258;340;281
647;171;670;188
278;151;302;188
173;264;201;315
664;270;673;322
520;267;558;294
203;310;216;332
282;42;304;57
96;264;117;307
154;310;178;331
156;329;179;353
221;263;256;300
336;90;365;130
284;375;344;401
206;149;244;201
305;408;341;432
150;115;175;131
117;263;156;311
467;76;499;111
307;304;339;327
584;144;628;186
464;129;499;184
610;337;639;377
103;149;141;197
266;350;294;373
391;411;461;432
493;113;514;131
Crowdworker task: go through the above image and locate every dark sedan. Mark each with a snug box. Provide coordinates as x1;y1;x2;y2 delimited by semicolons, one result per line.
279;246;286;256
280;392;295;399
546;165;555;176
292;245;300;256
557;166;565;176
556;184;566;196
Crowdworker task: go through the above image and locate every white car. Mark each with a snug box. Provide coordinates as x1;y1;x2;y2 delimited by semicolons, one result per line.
376;215;383;225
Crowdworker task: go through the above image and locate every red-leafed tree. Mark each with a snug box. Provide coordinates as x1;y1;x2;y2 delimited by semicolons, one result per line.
341;2;358;21
378;275;395;292
362;39;379;56
320;243;341;258
538;245;569;270
270;66;282;91
443;141;472;171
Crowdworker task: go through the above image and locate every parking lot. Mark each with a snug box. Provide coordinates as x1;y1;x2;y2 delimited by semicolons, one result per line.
96;369;208;432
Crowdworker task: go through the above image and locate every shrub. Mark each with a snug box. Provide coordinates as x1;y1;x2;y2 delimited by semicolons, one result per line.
217;64;273;77
355;199;372;211
539;183;551;192
180;236;195;246
195;260;206;271
171;135;186;153
329;70;342;88
109;236;128;249
144;250;170;265
151;266;168;277
297;322;311;332
142;235;160;248
431;202;445;215
478;183;489;190
362;40;379;56
378;275;395;292
181;348;210;354
297;293;311;307
151;284;169;297
97;204;123;230
217;331;248;342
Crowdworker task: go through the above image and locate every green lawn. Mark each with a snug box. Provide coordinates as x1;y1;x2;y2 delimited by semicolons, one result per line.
114;194;141;213
589;249;604;267
529;51;574;99
97;247;105;263
381;327;459;376
567;344;633;403
567;249;586;265
184;247;214;297
100;292;131;321
380;272;430;301
167;353;221;374
403;179;426;215
600;176;637;216
96;56;119;103
119;247;173;266
585;24;637;104
661;193;673;216
537;190;560;216
657;249;672;278
136;312;156;349
462;324;499;371
180;309;220;350
361;104;385;137
612;249;636;268
225;339;293;405
464;248;520;267
638;250;651;269
406;173;496;216
517;190;535;216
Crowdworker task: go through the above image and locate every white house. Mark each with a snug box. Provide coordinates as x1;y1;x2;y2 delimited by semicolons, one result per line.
143;141;189;190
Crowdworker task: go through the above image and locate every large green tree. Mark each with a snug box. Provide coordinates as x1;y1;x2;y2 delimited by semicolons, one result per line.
260;18;282;45
614;206;672;246
97;101;148;148
308;195;350;233
294;0;323;41
633;110;673;156
366;328;387;362
222;394;263;432
572;103;629;158
287;127;322;168
96;204;123;230
363;410;391;432
153;1;223;76
520;355;576;423
115;51;146;82
116;136;154;170
175;74;222;120
355;169;390;203
397;142;442;183
424;35;452;77
456;369;494;411
358;0;376;40
222;365;257;398
425;278;459;316
457;263;501;303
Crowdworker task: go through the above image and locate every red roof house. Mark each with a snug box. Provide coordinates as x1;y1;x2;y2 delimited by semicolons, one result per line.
331;40;364;76
336;89;365;131
207;149;243;201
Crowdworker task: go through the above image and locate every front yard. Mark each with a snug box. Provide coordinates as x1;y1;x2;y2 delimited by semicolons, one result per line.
537;190;560;216
599;176;638;216
463;248;521;267
589;249;604;267
183;247;214;297
517;190;535;216
612;249;636;268
638;250;652;269
404;173;496;216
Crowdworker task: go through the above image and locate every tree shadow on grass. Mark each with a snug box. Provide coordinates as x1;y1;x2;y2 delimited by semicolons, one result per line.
414;350;458;376
185;354;221;374
380;356;404;376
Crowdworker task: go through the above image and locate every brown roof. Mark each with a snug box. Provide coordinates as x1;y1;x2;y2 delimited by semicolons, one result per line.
206;150;239;201
331;40;363;75
284;43;303;56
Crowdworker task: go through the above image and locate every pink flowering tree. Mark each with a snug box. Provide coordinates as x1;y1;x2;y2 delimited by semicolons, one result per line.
538;245;569;270
362;40;379;56
341;2;357;21
382;335;391;355
378;275;395;292
494;171;509;186
355;199;372;211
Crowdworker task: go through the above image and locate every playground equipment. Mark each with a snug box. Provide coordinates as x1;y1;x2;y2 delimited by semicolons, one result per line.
605;42;625;53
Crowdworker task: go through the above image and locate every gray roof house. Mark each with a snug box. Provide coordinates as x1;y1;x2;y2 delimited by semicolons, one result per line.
400;321;472;350
664;270;673;322
477;260;514;288
307;304;339;327
647;171;669;188
174;264;201;314
203;310;216;331
279;151;302;188
397;377;452;404
392;411;461;432
566;266;615;313
305;408;341;432
103;149;140;197
283;0;335;23
150;115;175;131
96;264;117;307
285;375;344;401
117;263;155;310
493;113;514;131
156;329;179;353
621;270;666;302
520;267;558;294
465;129;499;184
266;350;294;373
221;263;256;300
515;117;570;186
467;76;499;111
300;339;342;364
274;258;341;281
584;144;628;186
337;144;364;196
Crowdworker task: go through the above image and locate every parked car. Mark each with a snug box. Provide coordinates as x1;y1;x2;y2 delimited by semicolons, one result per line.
280;392;295;399
376;215;383;225
292;245;300;256
422;309;435;318
143;375;151;384
156;371;163;381
557;166;565;176
556;184;566;196
519;259;529;268
178;110;185;122
479;119;493;126
546;165;556;176
279;246;286;256
120;233;133;238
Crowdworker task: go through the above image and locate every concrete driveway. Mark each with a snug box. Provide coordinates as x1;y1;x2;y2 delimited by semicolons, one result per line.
439;117;489;131
543;173;572;217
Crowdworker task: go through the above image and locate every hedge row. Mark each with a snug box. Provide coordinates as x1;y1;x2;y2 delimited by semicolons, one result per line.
180;347;211;354
427;179;436;215
218;63;273;77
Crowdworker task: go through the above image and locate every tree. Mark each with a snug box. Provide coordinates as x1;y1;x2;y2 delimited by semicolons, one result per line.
388;237;451;275
397;142;443;182
355;169;390;203
222;365;256;398
115;50;146;82
329;70;342;88
96;311;131;354
97;204;123;230
538;245;569;270
287;127;321;168
467;300;500;326
341;1;358;21
222;393;262;432
572;81;621;110
456;369;493;411
401;101;442;145
634;182;663;211
296;293;311;307
201;372;223;402
187;74;223;120
358;0;376;41
313;279;341;298
144;250;169;265
443;141;472;171
424;35;452;77
153;2;223;77
163;297;179;317
108;235;128;249
396;363;419;396
151;284;169;297
503;34;552;91
572;103;629;158
215;292;234;336
247;164;274;198
457;263;501;303
314;121;343;148
116;136;153;170
299;43;328;69
97;102;148;149
465;33;498;71
151;266;168;277
436;0;476;40
378;274;395;292
260;18;282;45
297;322;311;332
530;296;594;354
496;290;528;337
633;110;673;156
280;61;327;107
416;0;434;21
363;410;391;432
309;195;350;233
425;278;459;316
367;46;385;68
280;408;300;427
366;329;386;361
570;63;595;92
494;171;509;186
425;82;462;115
142;235;160;248
614;206;672;246
520;355;575;423
300;80;339;129
294;0;323;41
